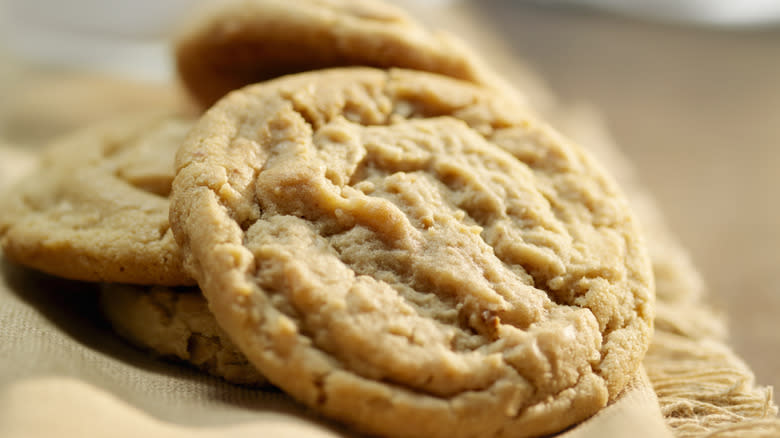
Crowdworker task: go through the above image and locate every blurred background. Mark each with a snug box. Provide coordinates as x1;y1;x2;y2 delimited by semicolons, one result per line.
0;0;778;392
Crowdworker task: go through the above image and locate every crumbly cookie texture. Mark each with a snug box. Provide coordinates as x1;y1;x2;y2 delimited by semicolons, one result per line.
174;0;515;108
100;284;266;386
0;115;194;285
170;68;654;438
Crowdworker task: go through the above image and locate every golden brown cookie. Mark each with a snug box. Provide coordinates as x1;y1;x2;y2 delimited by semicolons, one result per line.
174;0;515;108
0;115;194;285
99;284;266;386
170;68;654;438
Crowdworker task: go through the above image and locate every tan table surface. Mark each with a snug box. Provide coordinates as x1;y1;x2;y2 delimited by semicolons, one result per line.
0;0;777;405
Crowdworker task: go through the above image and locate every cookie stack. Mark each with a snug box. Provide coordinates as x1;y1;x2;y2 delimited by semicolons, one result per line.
0;1;655;437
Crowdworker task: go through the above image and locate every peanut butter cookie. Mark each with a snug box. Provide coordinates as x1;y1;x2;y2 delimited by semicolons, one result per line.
0;115;193;285
174;0;514;108
170;68;654;438
100;284;266;386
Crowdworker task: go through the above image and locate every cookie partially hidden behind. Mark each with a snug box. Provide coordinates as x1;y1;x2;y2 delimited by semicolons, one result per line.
0;115;194;285
174;0;515;108
171;68;654;438
100;284;266;386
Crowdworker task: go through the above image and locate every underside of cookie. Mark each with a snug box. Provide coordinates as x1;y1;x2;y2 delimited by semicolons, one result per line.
171;68;654;438
0;115;194;285
174;0;510;108
100;284;266;386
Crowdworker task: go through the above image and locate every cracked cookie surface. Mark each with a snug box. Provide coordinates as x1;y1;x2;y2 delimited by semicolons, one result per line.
170;68;654;438
0;115;194;285
100;284;266;386
175;0;513;108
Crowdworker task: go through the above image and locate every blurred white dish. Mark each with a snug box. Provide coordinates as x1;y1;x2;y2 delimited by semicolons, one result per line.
0;0;205;79
538;0;780;27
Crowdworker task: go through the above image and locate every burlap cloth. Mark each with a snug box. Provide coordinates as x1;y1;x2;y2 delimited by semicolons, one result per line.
1;2;778;437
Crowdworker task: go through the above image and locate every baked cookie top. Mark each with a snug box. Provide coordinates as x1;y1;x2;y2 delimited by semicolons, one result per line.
100;284;266;386
170;68;654;438
174;0;512;108
0;115;194;285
